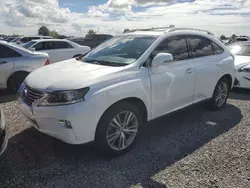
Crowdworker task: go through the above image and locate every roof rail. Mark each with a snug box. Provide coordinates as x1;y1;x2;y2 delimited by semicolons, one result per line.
167;28;214;35
125;26;174;33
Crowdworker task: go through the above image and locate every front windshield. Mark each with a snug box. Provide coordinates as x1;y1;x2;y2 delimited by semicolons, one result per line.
83;35;157;66
228;44;250;56
22;41;37;49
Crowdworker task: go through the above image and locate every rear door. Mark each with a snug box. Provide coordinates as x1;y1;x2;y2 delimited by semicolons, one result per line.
187;35;225;102
49;41;74;62
0;44;21;87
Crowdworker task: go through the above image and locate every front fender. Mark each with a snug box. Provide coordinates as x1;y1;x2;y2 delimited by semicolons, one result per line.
86;78;151;122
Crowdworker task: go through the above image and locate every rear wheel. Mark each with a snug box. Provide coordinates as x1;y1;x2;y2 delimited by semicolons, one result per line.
95;102;142;157
7;72;29;93
208;78;230;110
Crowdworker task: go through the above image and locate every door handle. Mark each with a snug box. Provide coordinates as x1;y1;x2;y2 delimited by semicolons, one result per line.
185;68;193;74
0;61;7;65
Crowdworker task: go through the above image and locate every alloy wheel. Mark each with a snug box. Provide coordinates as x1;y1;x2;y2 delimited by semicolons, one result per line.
215;82;228;107
106;111;139;151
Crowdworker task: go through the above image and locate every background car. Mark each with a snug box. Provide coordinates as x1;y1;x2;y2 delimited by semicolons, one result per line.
0;41;49;92
69;34;113;48
22;39;91;63
0;108;8;156
14;36;53;45
228;41;250;89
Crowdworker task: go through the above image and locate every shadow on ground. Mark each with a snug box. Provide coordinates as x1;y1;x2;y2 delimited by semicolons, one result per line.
0;103;242;188
229;88;250;101
0;89;16;103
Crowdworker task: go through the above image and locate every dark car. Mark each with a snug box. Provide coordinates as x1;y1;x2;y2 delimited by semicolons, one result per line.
0;108;8;156
69;34;113;48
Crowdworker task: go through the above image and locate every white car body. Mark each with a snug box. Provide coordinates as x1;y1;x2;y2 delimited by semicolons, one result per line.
18;28;235;149
0;41;49;90
22;39;91;63
228;42;250;89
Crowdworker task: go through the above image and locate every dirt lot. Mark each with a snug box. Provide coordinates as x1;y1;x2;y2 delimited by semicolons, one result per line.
0;89;250;188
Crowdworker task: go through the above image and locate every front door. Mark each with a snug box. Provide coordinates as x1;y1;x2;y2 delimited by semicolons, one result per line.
149;35;195;119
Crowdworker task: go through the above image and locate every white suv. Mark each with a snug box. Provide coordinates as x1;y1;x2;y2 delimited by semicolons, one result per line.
18;27;235;156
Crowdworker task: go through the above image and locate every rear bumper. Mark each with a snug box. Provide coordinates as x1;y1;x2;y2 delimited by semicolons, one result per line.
0;108;8;155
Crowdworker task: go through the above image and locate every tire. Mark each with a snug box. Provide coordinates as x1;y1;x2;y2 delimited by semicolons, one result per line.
208;77;230;110
8;72;29;93
95;101;143;157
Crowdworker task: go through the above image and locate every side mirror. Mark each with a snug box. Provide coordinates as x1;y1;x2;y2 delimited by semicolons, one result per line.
30;48;36;52
151;53;174;67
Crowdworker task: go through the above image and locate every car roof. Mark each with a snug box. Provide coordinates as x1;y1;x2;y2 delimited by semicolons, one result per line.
122;27;215;37
31;39;69;42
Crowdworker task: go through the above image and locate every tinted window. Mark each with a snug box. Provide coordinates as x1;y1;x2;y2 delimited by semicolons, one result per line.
52;41;72;49
212;42;224;54
188;36;213;58
22;41;37;49
153;36;189;61
33;42;52;51
0;45;21;58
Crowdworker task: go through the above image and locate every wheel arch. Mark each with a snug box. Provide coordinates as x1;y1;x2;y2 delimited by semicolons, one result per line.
219;74;233;89
94;97;148;139
7;70;30;89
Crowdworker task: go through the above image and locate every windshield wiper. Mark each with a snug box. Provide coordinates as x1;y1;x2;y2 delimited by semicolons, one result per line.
84;58;128;67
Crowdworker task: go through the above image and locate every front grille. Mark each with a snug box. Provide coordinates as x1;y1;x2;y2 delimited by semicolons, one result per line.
23;85;45;106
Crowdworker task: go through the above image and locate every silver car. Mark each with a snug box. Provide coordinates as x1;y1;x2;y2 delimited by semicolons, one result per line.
0;108;7;156
0;41;49;92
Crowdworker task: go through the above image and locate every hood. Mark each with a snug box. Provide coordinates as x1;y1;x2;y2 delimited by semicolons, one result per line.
234;55;250;67
25;59;124;92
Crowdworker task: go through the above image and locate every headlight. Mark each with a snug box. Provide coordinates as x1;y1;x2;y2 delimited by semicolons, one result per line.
38;87;89;106
236;63;250;72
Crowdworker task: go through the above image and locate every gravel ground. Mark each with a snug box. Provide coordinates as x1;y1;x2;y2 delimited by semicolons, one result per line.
0;89;250;188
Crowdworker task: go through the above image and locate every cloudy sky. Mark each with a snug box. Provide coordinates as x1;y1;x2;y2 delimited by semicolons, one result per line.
0;0;249;37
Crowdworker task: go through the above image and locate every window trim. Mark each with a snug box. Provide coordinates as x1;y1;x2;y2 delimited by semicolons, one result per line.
212;42;224;55
151;35;191;62
187;35;224;59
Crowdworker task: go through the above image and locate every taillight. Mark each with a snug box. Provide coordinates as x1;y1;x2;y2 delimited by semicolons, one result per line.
44;59;50;66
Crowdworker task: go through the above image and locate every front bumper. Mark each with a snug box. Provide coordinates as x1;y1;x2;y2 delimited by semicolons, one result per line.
0;108;8;155
17;96;102;145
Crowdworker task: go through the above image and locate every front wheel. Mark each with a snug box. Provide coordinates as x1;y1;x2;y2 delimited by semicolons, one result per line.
95;102;142;157
208;78;230;110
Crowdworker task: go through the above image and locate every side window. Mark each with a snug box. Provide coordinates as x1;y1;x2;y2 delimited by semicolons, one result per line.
153;36;189;61
0;45;22;58
53;41;72;49
21;37;29;43
188;36;213;58
33;42;44;51
212;42;224;54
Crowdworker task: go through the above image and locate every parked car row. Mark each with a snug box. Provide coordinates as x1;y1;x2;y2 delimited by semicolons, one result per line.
22;39;91;63
68;34;113;48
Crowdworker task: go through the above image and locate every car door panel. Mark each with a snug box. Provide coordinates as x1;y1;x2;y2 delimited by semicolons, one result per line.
187;35;222;102
149;35;195;119
150;59;195;118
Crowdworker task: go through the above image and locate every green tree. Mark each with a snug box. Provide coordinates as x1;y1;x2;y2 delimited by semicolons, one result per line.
49;30;60;39
220;35;226;40
87;29;96;35
123;29;130;33
38;26;50;36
